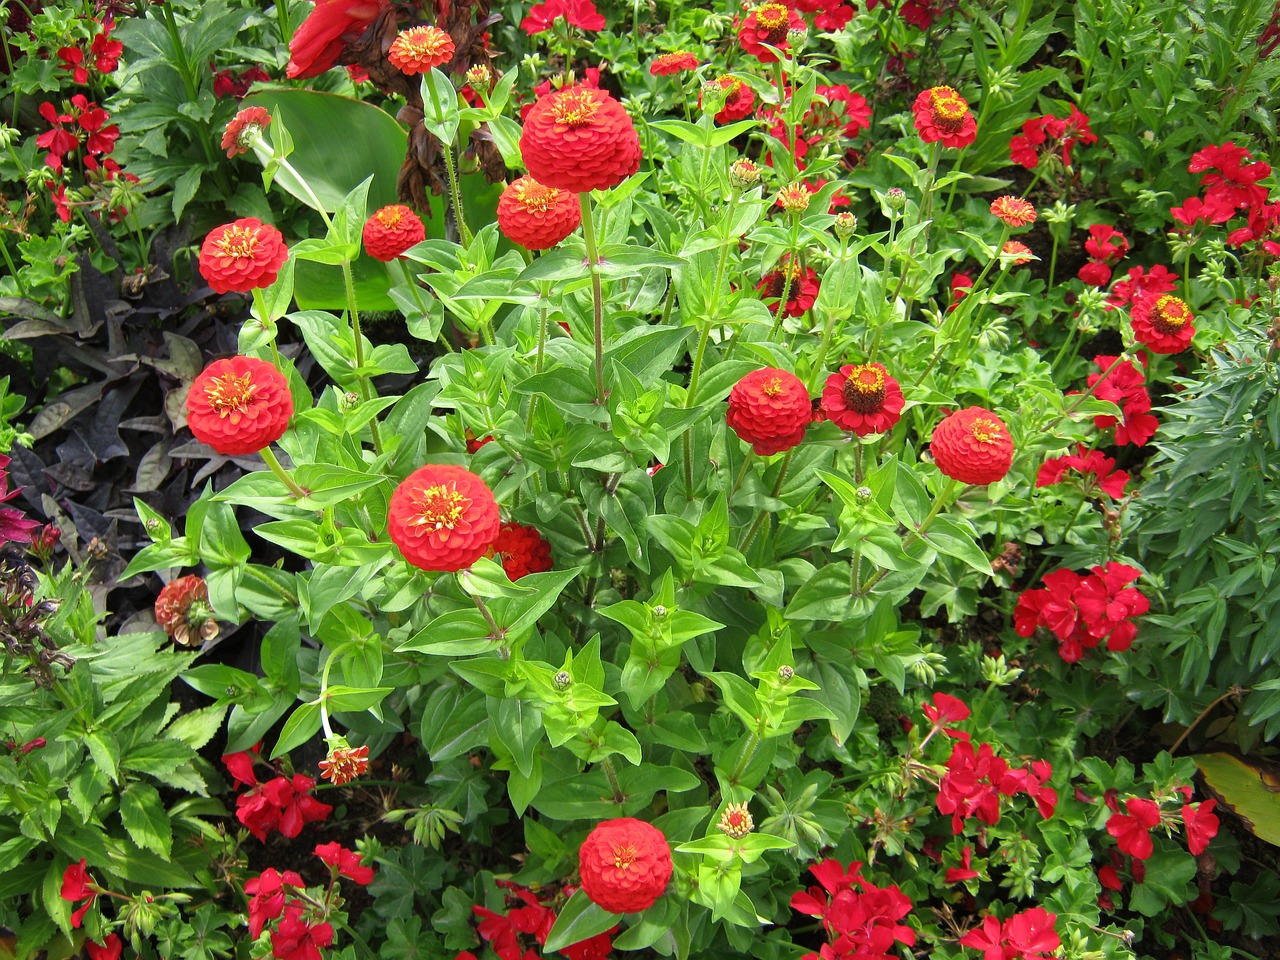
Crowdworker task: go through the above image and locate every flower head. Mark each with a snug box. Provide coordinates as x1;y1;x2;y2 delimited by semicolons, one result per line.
737;2;805;62
1087;356;1158;446
1106;797;1162;860
1130;293;1195;354
726;367;811;455
319;740;370;786
578;817;672;914
913;85;977;148
520;87;642;193
388;464;501;572
1002;240;1034;265
491;521;554;579
776;184;811;213
650;52;699;75
198;218;289;294
388;25;455;74
1182;800;1219;856
990;195;1036;227
819;362;905;436
85;935;121;960
287;0;388;78
520;0;606;33
272;903;334;960
155;575;218;646
930;407;1014;485
757;255;819;317
221;106;271;158
186;356;293;456
362;204;426;261
60;859;98;928
1035;444;1129;499
237;773;332;841
315;841;376;884
718;802;755;839
497;176;582;250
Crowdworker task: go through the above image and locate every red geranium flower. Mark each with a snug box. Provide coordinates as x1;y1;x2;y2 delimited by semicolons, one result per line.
388;25;455;74
186;356;294;456
819;362;905;436
1130;293;1195;354
199;218;289;294
363;204;426;261
1107;797;1162;860
237;773;332;841
286;0;388;78
315;841;376;884
912;85;976;148
521;0;606;33
737;2;805;63
1035;444;1129;498
387;464;501;572
491;521;554;579
1170;195;1234;229
945;846;979;884
497;176;581;250
930;407;1014;485
245;868;305;938
726;367;811;456
1084;224;1129;264
86;935;122;960
960;907;1059;960
272;903;334;960
520;87;641;193
221;106;271;158
650;52;699;75
1182;800;1219;856
60;859;99;928
1086;356;1158;446
1077;261;1112;287
579;818;673;914
923;692;970;740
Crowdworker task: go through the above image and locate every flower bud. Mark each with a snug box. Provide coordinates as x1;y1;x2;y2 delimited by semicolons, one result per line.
884;187;906;210
729;158;761;189
465;64;493;93
856;485;873;503
786;25;807;49
651;604;667;619
776;184;810;213
833;211;858;240
717;801;755;839
700;80;728;115
778;665;794;683
554;670;573;690
340;391;361;412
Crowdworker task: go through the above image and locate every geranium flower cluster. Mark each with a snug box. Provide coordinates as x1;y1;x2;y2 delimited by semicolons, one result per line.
1106;264;1179;310
469;880;616;960
1085;355;1158;446
1009;106;1096;169
0;456;40;545
1013;562;1149;662
247;845;374;960
36;94;130;222
1105;793;1219;862
789;860;916;960
56;17;122;84
1077;224;1128;287
1035;444;1129;499
223;748;332;841
935;741;1057;834
212;63;271;99
959;906;1060;960
520;0;606;34
760;84;872;169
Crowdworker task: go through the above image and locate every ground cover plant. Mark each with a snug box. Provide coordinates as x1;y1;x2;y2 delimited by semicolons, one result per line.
2;1;1280;959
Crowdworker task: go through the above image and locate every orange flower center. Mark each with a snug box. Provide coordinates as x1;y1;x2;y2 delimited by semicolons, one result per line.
843;364;886;413
205;371;260;418
755;3;789;29
762;376;785;397
726;809;747;828
612;842;638;870
396;26;450;60
969;418;1001;444
215;224;260;260
377;207;405;228
1152;294;1190;332
929;86;969;131
552;89;601;128
515;179;561;214
411;483;471;534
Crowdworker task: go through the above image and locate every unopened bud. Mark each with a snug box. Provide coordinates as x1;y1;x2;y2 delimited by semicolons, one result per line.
554;670;572;690
729;158;760;189
465;64;493;93
717;801;755;839
700;80;728;114
340;391;360;412
855;486;873;503
786;25;807;49
884;187;906;210
833;212;858;240
778;665;794;683
651;604;667;619
21;738;46;754
776;184;810;213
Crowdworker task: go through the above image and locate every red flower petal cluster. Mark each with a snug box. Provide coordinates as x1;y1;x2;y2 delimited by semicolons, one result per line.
388;25;455;74
60;859;99;928
922;692;970;740
1182;800;1219;856
990;195;1036;227
491;521;554;579
1106;264;1179;310
930;407;1013;485
1086;355;1158;446
222;106;271;158
155;574;217;646
387;464;501;572
520;87;641;193
701;75;756;124
737;3;806;63
315;841;376;884
935;742;1057;833
912;85;976;148
944;846;979;884
1035;443;1129;499
520;0;606;34
1013;562;1149;662
225;753;332;842
1190;141;1272;210
1130;293;1195;354
286;0;388;79
213;64;271;100
757;254;820;317
650;52;699;75
579;817;673;914
363;204;426;261
0;456;39;545
1009;106;1095;169
272;903;334;960
37;95;120;175
57;19;121;84
726;367;812;456
86;935;122;960
819;362;905;436
187;356;294;456
472;882;617;960
959;907;1060;960
246;868;305;938
1002;240;1033;265
1106;797;1162;860
789;860;915;960
1074;224;1128;286
497;176;582;250
1171;195;1234;230
199;218;289;294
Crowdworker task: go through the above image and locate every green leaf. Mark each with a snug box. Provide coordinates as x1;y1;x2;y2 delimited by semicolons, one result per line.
923;516;992;575
120;783;173;859
492;697;543;778
544;890;624;951
272;701;323;759
1194;753;1280;847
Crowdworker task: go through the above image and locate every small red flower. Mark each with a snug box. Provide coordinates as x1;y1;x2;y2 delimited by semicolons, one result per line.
286;0;388;79
497;176;582;250
237;773;332;841
737;2;805;63
923;692;970;739
726;367;811;456
520;0;606;33
1002;240;1034;265
990;195;1036;227
579;818;673;914
930;407;1014;485
318;742;369;785
199;218;289;294
1035;444;1129;498
913;85;977;148
945;845;979;884
1107;797;1162;860
960;906;1060;960
387;464;502;572
1077;260;1113;287
86;935;122;960
271;903;334;960
1084;224;1129;263
60;859;98;928
221;106;272;158
1130;293;1195;354
819;362;905;436
757;255;820;317
315;841;376;884
154;574;217;646
388;25;455;74
362;204;426;261
245;868;305;938
186;356;294;456
1086;355;1158;446
520;87;641;194
491;522;554;579
650;52;699;75
1182;800;1219;856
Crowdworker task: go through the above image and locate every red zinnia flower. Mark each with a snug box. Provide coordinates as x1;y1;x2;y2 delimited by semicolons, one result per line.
221;106;271;158
757;254;819;316
990;195;1036;227
1107;797;1162;860
650;52;699;75
199;218;289;294
913;85;977;148
315;841;376;884
1002;240;1033;265
286;0;388;79
154;574;217;646
819;362;905;436
497;176;582;250
579;818;673;914
1130;293;1195;354
930;407;1014;485
186;356;294;456
318;742;370;785
388;25;455;74
363;204;426;261
491;521;554;579
387;464;501;572
726;367;811;456
701;75;756;123
737;2;805;63
520;87;641;193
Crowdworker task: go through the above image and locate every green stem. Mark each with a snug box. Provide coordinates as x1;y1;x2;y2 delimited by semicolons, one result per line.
683;321;713;497
260;446;308;499
600;756;625;804
441;145;471;248
738;448;794;552
727;452;754;507
275;155;333;229
578;193;608;411
858;477;961;595
340;258;384;454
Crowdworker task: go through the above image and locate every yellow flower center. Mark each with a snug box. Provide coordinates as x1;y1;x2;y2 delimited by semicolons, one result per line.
1152;294;1190;332
929;86;970;129
970;418;1001;444
215;224;260;260
515;179;560;214
377;207;405;228
612;843;638;870
552;89;601;128
411;483;471;537
843;364;887;412
205;371;259;418
762;376;784;397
